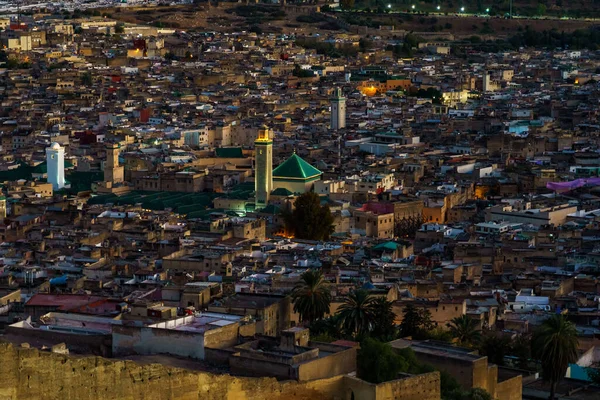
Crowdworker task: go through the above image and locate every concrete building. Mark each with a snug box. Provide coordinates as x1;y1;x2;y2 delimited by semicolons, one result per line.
254;125;273;209
330;87;346;130
485;204;577;227
112;312;251;360
46;142;65;190
229;327;358;381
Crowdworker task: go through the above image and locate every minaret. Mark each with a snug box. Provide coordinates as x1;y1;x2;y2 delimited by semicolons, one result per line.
0;196;6;221
104;143;124;185
483;71;492;92
254;125;273;209
46;142;65;190
330;87;346;130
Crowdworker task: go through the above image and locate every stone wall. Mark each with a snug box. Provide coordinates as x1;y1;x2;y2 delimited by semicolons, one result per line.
495;376;522;400
0;342;344;400
0;342;444;400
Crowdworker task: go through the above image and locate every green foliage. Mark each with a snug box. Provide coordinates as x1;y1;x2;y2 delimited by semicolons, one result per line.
479;334;511;366
370;297;398;341
359;37;373;52
81;71;93;86
445;388;493;400
293;65;315;78
115;23;124;34
249;25;262;35
340;0;355;10
311;333;337;343
586;364;600;385
399;303;434;338
447;315;481;348
532;315;579;399
284;192;334;241
426;326;454;343
337;289;376;338
296;14;327;23
295;38;359;58
309;314;343;338
357;339;408;383
230;5;286;25
510;334;532;369
536;3;547;16
291;269;331;324
508;26;600;51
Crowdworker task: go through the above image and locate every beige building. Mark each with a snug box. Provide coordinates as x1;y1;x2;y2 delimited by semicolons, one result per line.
353;210;395;239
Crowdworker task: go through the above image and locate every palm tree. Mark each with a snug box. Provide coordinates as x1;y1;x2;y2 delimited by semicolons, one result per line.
532;315;579;400
291;269;331;324
370;297;398;341
447;315;481;347
337;289;376;338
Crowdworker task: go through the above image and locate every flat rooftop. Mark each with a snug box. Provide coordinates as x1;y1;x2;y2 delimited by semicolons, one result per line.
149;312;241;334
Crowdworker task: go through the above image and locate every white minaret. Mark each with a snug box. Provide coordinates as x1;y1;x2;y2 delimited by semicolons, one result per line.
483;71;492;92
46;142;65;190
330;87;346;130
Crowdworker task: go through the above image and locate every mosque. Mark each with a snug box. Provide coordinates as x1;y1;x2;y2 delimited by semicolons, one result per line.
254;125;322;210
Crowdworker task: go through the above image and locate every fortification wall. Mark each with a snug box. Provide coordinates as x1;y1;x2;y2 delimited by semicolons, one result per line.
0;341;443;400
0;342;344;400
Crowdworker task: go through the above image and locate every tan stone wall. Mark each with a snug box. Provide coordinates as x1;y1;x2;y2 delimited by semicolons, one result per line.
297;347;357;381
375;372;441;400
343;372;441;400
494;376;522;400
0;342;445;400
0;342;345;400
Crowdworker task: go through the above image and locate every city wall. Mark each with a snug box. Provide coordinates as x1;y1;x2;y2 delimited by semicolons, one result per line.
0;342;442;400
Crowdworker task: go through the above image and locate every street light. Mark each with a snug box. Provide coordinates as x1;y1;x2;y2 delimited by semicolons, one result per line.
485;8;490;13
387;3;391;8
437;5;441;10
411;5;415;10
460;6;465;12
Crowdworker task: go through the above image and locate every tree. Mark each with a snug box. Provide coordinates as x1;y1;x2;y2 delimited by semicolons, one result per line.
370;297;398;341
447;315;481;347
284;192;334;241
357;339;408;383
446;388;493;400
81;71;93;86
115;23;125;34
531;315;579;400
359;37;373;52
291;269;331;324
337;289;376;338
510;334;532;369
399;303;433;338
310;314;343;340
340;0;355;10
479;334;511;366
536;4;547;16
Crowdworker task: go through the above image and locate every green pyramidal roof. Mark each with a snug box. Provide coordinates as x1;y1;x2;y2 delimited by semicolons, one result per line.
273;153;322;180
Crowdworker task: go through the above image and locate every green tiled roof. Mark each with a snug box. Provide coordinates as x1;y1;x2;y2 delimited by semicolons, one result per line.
271;188;293;196
216;147;244;158
272;153;322;180
374;241;399;251
260;204;281;214
32;160;75;174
